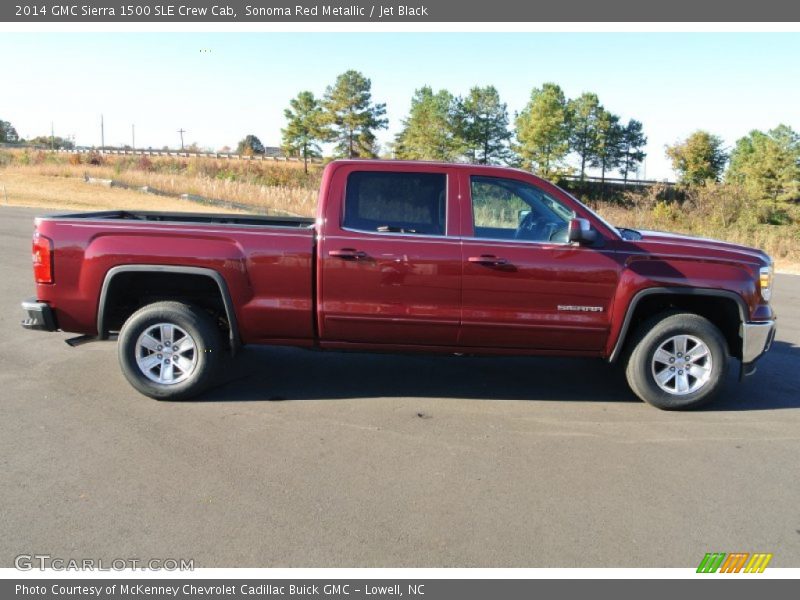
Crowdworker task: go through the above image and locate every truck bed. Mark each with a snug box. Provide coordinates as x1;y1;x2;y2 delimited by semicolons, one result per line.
32;209;317;344
37;210;316;229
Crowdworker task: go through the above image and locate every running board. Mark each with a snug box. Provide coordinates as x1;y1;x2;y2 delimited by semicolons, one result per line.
64;335;98;347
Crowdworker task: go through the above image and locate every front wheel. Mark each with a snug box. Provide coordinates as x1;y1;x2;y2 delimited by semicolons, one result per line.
624;312;729;410
118;301;223;400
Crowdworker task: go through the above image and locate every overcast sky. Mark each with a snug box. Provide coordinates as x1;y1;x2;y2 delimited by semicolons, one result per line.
2;32;798;180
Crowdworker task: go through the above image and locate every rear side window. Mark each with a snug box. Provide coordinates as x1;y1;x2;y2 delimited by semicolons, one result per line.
343;171;447;236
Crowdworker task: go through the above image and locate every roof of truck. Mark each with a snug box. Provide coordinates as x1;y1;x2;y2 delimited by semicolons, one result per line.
326;158;535;176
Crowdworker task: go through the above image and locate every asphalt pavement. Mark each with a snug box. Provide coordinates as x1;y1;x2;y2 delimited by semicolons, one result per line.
1;206;799;568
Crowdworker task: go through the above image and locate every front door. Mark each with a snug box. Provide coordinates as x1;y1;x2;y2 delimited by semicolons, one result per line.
460;174;621;352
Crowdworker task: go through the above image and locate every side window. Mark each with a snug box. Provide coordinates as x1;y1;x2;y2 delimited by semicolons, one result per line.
344;171;447;236
471;176;575;243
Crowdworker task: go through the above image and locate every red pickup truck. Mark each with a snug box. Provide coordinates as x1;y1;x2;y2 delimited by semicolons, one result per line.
21;160;776;409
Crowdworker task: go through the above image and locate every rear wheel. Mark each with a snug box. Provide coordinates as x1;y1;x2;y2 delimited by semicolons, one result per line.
624;312;728;410
118;301;223;400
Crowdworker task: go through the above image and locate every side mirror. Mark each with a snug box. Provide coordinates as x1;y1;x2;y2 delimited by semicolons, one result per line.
567;218;598;245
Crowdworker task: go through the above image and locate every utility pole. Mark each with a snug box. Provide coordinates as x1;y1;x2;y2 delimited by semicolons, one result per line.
131;124;135;151
50;121;55;151
177;128;186;151
100;114;105;152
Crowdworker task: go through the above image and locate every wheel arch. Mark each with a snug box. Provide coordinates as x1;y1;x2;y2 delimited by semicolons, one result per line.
96;265;241;352
609;287;747;363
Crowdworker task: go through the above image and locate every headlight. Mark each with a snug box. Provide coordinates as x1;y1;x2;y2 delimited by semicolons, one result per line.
759;265;773;302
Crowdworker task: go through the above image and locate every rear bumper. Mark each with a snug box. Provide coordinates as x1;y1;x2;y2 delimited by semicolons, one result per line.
740;319;776;378
21;298;58;332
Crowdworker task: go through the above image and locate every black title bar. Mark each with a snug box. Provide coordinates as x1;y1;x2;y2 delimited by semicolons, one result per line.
4;0;800;22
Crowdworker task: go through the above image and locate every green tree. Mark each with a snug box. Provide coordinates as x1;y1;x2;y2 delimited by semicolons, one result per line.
455;85;512;164
282;91;325;173
567;92;603;180
394;86;463;161
513;83;571;179
727;124;800;203
617;119;647;183
589;109;623;185
666;130;728;185
1;120;20;143
26;135;74;150
322;70;387;158
236;134;265;156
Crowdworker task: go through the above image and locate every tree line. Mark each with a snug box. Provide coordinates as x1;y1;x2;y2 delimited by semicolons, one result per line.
275;70;649;182
666;127;800;203
4;68;798;202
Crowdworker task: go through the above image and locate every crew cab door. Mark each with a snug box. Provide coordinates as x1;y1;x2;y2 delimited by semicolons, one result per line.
318;164;461;347
459;173;621;352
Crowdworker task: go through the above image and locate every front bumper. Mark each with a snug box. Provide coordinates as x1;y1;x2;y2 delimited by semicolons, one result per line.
740;319;776;377
21;298;58;332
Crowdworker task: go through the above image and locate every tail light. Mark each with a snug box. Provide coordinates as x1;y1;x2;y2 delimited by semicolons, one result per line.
33;234;53;284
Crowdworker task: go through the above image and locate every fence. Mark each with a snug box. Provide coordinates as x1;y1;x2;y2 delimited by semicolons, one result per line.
0;142;321;164
560;174;676;187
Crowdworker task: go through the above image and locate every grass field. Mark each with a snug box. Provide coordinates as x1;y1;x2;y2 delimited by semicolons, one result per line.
0;150;319;216
1;149;797;272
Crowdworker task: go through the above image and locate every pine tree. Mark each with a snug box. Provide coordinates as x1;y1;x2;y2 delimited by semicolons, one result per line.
513;83;571;179
567;92;603;181
618;119;647;183
394;86;463;161
454;86;512;165
322;70;388;158
589;109;623;186
282;91;324;173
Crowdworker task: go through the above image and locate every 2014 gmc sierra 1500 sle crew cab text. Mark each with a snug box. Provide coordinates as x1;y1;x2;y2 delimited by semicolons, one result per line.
20;160;776;409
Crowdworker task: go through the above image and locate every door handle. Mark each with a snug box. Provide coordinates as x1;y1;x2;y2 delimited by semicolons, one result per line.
468;255;509;266
329;248;367;260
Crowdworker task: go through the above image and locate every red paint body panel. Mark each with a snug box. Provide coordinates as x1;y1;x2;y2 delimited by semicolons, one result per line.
29;160;774;359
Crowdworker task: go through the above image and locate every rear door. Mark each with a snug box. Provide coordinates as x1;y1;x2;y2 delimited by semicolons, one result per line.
318;164;462;347
459;173;621;352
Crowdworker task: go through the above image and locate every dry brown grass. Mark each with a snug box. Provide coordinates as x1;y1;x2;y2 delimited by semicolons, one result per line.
0;168;243;213
7;160;319;217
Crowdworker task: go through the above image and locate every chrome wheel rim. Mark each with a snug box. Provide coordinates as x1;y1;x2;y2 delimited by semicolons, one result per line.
651;334;713;396
135;323;198;385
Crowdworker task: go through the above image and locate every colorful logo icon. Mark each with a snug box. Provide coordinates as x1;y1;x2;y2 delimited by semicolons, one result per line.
697;553;773;573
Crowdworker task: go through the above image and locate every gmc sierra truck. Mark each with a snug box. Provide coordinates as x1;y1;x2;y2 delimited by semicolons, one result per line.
21;160;776;409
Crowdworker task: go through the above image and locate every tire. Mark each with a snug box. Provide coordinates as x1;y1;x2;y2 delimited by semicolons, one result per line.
118;301;223;400
624;311;729;410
